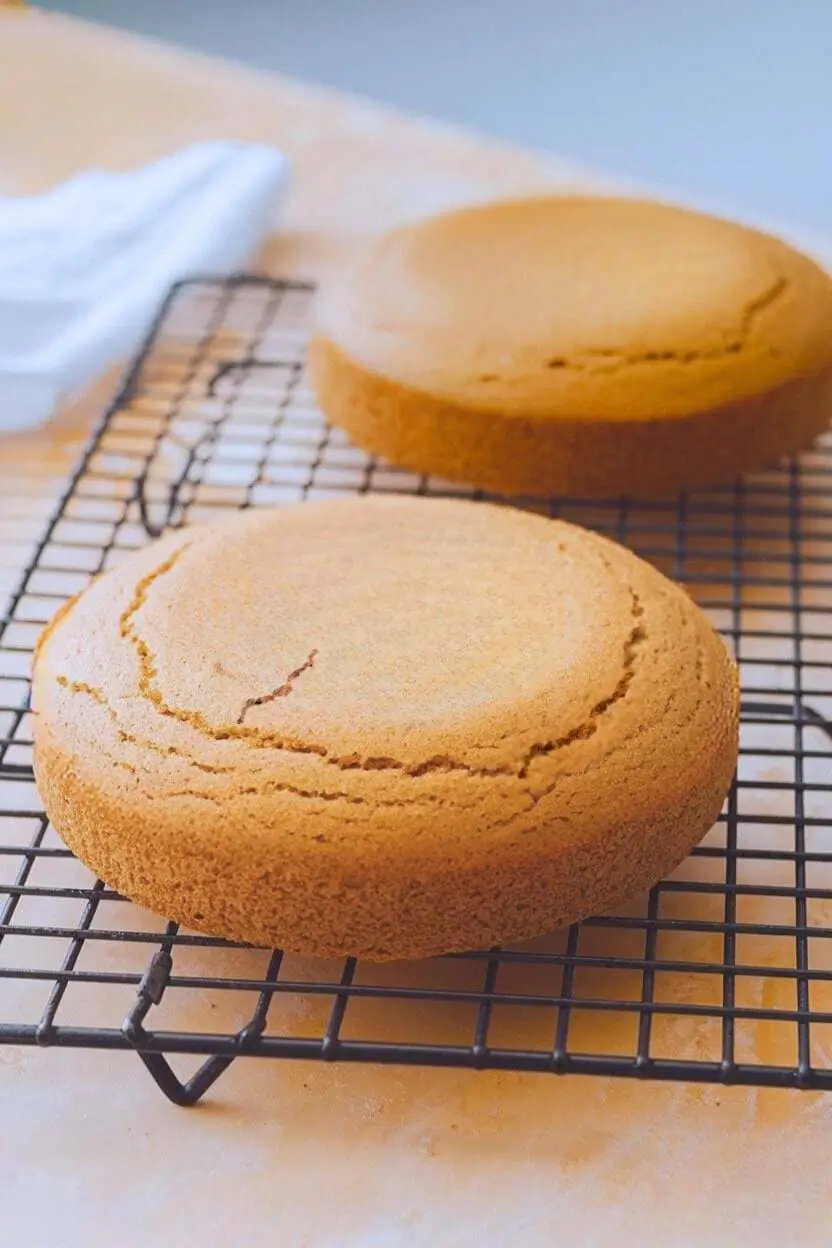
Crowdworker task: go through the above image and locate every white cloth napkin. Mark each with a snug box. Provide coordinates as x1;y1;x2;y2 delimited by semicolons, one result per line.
0;141;288;432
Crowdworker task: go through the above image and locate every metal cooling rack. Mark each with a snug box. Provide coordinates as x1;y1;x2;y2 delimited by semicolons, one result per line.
1;275;832;1106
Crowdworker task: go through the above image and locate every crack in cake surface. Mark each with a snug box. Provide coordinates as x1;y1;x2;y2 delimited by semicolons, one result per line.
52;538;653;785
537;278;788;375
237;649;319;725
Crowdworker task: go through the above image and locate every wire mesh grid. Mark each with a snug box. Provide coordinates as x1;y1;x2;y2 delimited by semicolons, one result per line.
1;274;832;1105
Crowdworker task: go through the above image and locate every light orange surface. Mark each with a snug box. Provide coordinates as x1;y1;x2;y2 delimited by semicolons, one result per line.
1;11;832;1246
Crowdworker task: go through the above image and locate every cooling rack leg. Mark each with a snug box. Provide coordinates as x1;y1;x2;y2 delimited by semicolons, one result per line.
121;944;239;1106
121;940;283;1106
133;1051;236;1107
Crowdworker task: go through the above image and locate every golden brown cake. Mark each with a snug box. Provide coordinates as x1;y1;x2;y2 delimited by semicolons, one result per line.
308;196;832;497
33;497;738;960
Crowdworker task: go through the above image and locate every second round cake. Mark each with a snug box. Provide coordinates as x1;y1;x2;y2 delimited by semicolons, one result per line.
309;196;832;496
33;497;738;959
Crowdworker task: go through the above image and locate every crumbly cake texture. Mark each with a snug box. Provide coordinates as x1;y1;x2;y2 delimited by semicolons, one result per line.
32;497;739;960
308;196;832;497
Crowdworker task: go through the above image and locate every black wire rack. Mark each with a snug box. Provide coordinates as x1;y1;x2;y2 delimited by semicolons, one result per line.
2;275;832;1106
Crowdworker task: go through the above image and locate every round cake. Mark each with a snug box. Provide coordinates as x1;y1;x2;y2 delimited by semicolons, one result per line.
308;196;832;497
33;497;738;960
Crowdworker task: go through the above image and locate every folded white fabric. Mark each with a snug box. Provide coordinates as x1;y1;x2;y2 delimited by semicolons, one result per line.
0;141;288;432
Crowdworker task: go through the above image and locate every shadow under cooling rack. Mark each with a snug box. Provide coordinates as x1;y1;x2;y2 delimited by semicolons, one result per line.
1;274;832;1105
